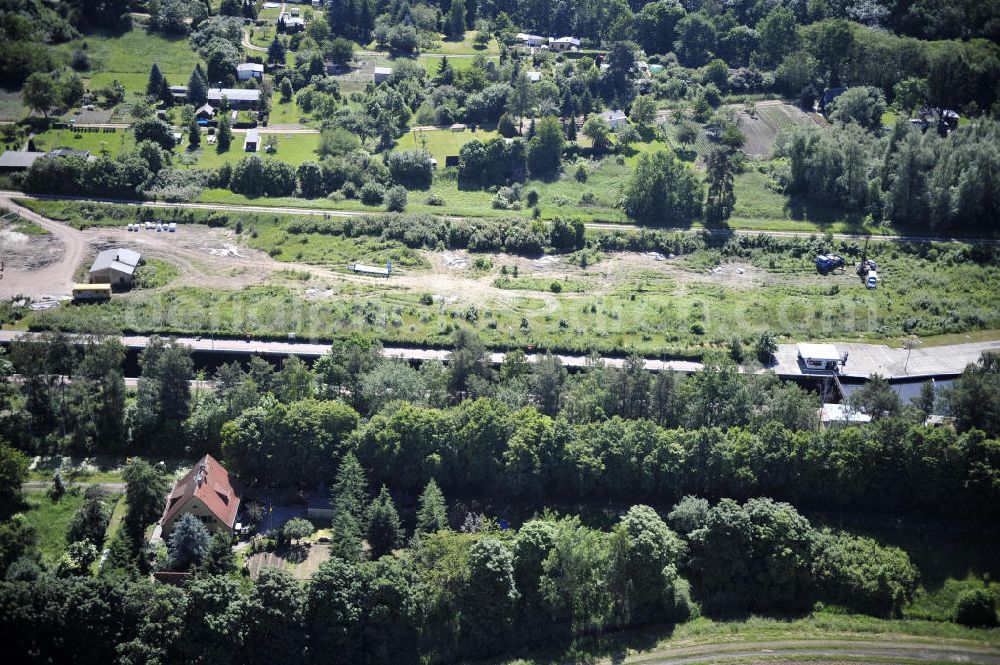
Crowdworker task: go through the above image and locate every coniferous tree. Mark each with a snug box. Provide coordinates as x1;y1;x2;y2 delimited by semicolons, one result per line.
331;452;368;524
168;513;211;571
187;64;209;106
147;63;164;97
200;532;236;575
415;478;448;535
705;148;735;222
188;121;200;149
48;472;65;502
217;114;233;151
268;36;287;65
366;485;402;558
447;0;466;37
330;510;364;562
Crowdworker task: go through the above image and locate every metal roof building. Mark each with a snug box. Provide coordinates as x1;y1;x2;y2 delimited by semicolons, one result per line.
207;87;261;109
89;248;141;287
0;150;46;171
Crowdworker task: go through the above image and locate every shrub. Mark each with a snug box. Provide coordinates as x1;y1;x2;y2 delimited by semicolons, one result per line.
426;193;445;206
360;181;386;205
385;185;407;212
385;149;434;189
954;589;998;627
550;281;562;293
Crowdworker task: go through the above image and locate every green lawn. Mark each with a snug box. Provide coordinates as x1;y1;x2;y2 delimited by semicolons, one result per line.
102;494;128;548
248;23;276;48
21;490;85;563
30;127;134;157
179;131;321;169
257;6;282;21
422;30;499;55
268;98;308;125
400;127;497;161
418;54;494;74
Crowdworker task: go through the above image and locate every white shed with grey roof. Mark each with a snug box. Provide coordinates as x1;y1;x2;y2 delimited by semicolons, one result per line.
236;63;264;80
90;248;141;287
244;128;259;152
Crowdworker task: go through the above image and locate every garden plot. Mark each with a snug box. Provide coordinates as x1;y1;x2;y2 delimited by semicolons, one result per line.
738;101;818;159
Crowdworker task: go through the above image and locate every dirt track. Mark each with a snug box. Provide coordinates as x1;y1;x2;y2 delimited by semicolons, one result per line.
0;195;86;299
615;638;1000;665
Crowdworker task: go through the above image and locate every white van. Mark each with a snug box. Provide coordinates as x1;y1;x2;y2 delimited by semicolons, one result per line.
866;270;878;289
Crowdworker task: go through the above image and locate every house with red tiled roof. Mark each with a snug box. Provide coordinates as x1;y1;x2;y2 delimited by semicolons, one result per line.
160;455;241;537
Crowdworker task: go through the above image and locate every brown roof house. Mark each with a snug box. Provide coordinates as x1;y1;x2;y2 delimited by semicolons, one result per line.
161;455;241;537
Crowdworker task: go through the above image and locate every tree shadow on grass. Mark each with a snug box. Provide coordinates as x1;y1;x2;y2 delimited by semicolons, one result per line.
279;543;309;564
784;194;869;232
479;622;668;665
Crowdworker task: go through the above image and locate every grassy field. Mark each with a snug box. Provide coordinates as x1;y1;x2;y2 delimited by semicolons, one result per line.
53;29;202;96
502;612;1000;665
21;490;85;562
0;88;28;122
248;23;276;48
1;212;47;235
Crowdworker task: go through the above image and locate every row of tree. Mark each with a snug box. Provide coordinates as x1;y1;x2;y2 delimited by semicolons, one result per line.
0;489;928;665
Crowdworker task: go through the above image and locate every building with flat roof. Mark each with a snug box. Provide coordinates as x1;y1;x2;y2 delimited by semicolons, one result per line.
0;151;46;172
207;88;260;110
797;343;842;371
820;403;872;428
89;248;141;287
373;66;393;83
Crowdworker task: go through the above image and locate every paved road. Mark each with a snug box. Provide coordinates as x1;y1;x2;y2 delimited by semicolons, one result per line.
624;639;1000;665
2;330;994;381
4;190;997;245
